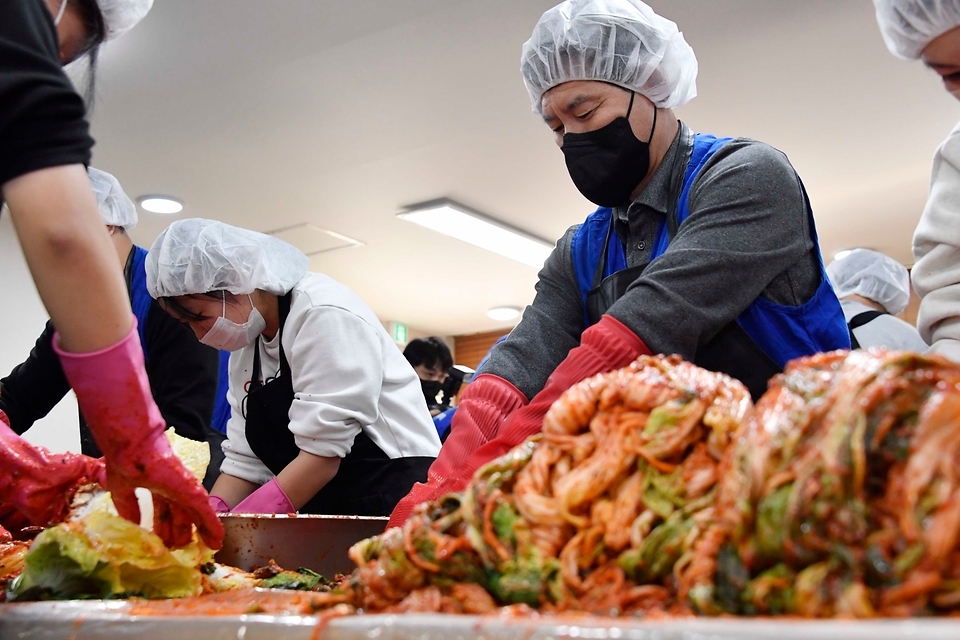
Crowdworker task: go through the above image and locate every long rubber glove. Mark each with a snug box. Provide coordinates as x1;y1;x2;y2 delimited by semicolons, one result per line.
388;315;649;528
386;374;527;529
231;478;296;514
54;319;224;549
0;408;104;530
208;495;230;513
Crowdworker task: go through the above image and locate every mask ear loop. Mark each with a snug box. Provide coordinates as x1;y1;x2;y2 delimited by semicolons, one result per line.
624;90;657;142
221;291;227;318
54;0;69;26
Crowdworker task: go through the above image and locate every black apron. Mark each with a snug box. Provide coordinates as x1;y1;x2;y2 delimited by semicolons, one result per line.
846;310;886;350
243;294;434;516
585;130;782;401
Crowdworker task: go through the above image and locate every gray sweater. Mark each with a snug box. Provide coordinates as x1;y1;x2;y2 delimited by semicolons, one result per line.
481;123;822;400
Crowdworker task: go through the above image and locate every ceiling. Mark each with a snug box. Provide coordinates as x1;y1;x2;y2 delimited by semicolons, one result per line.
85;0;959;337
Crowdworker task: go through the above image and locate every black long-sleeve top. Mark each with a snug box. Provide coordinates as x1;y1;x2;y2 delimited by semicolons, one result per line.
0;247;225;488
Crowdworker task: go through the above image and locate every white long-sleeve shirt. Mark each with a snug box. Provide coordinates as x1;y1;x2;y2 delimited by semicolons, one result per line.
840;300;928;353
221;272;440;485
913;121;960;363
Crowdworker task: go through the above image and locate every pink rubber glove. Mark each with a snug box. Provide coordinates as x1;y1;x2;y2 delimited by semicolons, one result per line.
232;478;295;514
387;374;526;529
54;319;224;549
208;495;230;513
388;316;649;528
0;409;104;530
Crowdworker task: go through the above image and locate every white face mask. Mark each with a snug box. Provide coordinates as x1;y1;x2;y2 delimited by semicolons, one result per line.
53;0;68;26
200;293;266;352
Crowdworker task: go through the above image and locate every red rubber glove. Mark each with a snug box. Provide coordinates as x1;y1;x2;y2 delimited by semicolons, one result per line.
232;478;296;514
460;316;649;479
388;316;649;529
387;373;527;529
53;319;224;550
0;409;104;530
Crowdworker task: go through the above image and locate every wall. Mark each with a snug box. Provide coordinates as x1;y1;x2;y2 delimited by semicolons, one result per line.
454;329;510;372
0;214;80;453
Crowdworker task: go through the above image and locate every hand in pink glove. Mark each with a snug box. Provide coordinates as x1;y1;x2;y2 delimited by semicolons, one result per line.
387;373;527;529
231;478;295;514
54;319;224;549
388;316;649;529
208;495;230;513
0;409;104;530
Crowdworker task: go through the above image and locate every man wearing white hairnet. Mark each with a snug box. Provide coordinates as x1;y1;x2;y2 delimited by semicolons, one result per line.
147;219;440;516
875;0;960;362
0;169;225;490
826;249;928;351
388;0;850;527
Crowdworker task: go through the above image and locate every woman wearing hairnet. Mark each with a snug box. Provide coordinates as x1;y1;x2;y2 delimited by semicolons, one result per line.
0;0;223;550
147;219;440;516
0;169;225;490
389;0;850;527
825;249;928;351
875;0;960;363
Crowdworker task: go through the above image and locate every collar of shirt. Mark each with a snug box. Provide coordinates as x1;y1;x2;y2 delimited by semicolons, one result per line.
613;122;688;227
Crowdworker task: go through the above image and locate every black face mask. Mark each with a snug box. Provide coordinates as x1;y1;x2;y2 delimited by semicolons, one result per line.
561;91;657;208
420;379;444;408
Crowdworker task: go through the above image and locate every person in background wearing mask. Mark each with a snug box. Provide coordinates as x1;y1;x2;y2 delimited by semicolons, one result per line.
826;249;929;351
875;0;960;363
147;219;440;516
389;0;850;527
0;0;221;549
0;169;225;490
403;337;454;416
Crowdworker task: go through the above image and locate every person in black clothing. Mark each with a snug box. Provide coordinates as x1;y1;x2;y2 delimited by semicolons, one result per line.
0;0;223;550
402;337;454;416
0;168;225;489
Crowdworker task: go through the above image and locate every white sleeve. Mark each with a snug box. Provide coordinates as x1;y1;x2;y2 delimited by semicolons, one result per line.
913;123;960;364
286;306;382;458
219;353;274;486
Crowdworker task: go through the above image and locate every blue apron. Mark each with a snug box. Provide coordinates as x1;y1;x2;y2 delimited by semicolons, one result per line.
128;246;153;361
132;245;231;434
570;131;849;399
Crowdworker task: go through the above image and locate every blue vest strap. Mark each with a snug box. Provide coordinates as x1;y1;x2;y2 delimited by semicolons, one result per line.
129;246;152;362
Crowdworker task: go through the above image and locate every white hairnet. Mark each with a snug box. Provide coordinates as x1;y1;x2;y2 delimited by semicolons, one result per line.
97;0;154;41
87;167;137;229
826;249;912;316
146;219;309;299
874;0;960;60
520;0;698;114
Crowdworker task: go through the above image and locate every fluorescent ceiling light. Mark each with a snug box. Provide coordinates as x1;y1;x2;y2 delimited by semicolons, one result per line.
487;306;521;321
138;196;183;214
833;249;855;261
397;202;553;269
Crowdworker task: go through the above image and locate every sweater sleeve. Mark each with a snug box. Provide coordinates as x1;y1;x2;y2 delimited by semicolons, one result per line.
912;122;960;363
286;306;380;458
143;302;219;442
478;226;587;400
0;320;70;434
608;140;815;359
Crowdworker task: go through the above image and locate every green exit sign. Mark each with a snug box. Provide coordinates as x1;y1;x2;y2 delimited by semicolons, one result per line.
391;322;408;344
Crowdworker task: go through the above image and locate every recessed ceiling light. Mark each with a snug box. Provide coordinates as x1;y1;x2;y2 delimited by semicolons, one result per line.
397;201;553;269
833;249;856;261
138;196;183;214
487;306;521;321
